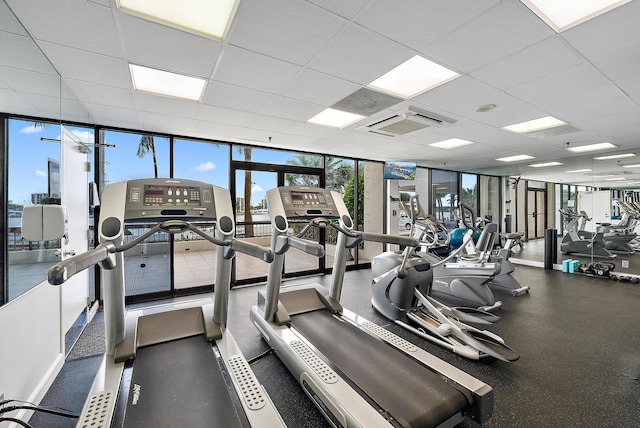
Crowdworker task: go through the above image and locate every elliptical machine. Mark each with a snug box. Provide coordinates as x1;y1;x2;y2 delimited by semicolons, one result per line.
371;197;519;362
456;203;530;297
374;194;502;311
559;208;616;259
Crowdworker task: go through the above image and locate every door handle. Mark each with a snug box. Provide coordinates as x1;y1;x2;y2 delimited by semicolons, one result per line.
55;249;76;257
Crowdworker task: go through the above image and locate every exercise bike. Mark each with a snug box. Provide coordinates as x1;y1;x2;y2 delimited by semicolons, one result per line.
371;201;519;362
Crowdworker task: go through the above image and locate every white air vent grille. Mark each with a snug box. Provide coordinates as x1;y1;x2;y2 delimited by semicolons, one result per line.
359;106;456;136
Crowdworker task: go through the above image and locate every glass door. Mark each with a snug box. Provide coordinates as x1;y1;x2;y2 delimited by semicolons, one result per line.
234;170;278;283
231;165;324;285
527;189;546;239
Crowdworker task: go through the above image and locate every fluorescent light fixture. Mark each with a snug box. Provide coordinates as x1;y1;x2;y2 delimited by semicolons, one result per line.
592;175;615;178
129;64;206;100
567;142;616;153
594;153;635;160
605;177;627;181
117;0;239;40
566;168;591;173
529;161;563;168
429;138;475;150
521;0;630;33
496;154;535;162
307;108;365;128
622;164;640;168
367;55;460;98
502;116;566;134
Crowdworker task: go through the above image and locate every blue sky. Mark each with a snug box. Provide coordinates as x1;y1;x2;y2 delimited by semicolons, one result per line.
8;119;298;208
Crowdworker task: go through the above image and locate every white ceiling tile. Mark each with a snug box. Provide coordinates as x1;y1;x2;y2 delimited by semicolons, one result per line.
65;80;135;110
133;92;200;118
278;68;360;106
471;35;585;90
7;0;122;57
229;0;345;65
306;0;370;20
246;114;299;133
117;13;222;79
201;81;273;113
213;45;301;93
38;42;132;89
355;0;500;50
259;96;323;122
0;32;58;74
195;105;254;126
307;22;414;84
422;0;554;72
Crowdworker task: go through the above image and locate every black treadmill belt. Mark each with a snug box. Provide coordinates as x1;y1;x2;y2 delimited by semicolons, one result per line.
291;310;468;428
123;335;244;428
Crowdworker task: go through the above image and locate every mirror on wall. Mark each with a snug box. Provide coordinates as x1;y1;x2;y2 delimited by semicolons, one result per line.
2;0;94;305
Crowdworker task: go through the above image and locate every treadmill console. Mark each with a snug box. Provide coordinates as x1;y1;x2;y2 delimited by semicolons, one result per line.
124;178;217;221
275;187;338;219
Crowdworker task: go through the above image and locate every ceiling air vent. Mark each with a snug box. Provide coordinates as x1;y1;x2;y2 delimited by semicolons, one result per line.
359;106;456;136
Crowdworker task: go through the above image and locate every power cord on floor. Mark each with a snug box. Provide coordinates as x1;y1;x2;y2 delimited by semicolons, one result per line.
246;347;274;364
0;398;80;426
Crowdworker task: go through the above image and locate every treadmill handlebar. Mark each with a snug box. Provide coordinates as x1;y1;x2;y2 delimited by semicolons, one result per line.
358;231;419;248
230;238;274;263
274;235;325;257
48;243;115;285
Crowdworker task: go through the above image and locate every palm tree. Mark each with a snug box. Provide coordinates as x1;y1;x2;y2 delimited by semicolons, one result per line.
242;147;254;237
137;134;158;178
285;154;354;193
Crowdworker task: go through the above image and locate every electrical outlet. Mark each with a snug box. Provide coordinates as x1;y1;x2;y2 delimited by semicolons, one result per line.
622;260;629;269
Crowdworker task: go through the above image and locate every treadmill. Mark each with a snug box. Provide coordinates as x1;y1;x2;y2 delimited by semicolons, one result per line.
48;178;285;428
250;186;494;428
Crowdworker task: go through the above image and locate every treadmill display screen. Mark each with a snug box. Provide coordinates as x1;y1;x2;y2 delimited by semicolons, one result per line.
289;190;327;207
143;184;201;206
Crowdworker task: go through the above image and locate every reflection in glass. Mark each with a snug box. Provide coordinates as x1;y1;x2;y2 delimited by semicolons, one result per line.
102;130;171;296
7;119;62;301
431;170;459;230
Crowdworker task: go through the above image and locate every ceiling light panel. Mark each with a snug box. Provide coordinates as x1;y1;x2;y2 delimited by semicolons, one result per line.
429;138;475;149
566;168;591;173
594;153;635;160
367;55;460;98
307;108;365;128
529;161;563;167
129;64;206;100
496;154;535;162
117;0;239;40
521;0;630;33
502;116;566;133
605;177;627;181
567;142;616;153
622;164;640;168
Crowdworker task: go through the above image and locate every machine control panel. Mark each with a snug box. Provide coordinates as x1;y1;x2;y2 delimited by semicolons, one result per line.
275;186;338;219
124;178;217;220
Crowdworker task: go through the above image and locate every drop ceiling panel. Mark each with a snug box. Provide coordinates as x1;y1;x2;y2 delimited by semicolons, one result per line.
38;42;132;89
422;0;554;73
138;111;195;134
354;0;500;50
259;96;323;122
0;67;60;97
201;81;273;113
195;105;254;126
7;0;122;58
560;1;640;59
278;68;361;105
307;22;414;84
212;45;301;93
117;13;222;78
0;32;58;74
85;103;139;126
229;0;346;65
65;79;135;110
133;92;201;118
246;114;299;133
588;45;640;81
306;0;370;20
471;35;585;90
